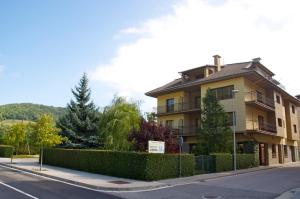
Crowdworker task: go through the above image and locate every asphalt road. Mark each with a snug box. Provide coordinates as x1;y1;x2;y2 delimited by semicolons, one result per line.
114;165;300;199
1;164;300;199
0;166;121;199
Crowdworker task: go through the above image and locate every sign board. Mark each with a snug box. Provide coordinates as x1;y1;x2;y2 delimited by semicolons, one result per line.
148;141;165;154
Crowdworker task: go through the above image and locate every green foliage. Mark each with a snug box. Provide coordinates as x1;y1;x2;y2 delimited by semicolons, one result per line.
43;148;195;180
236;154;259;169
99;96;141;151
2;122;28;155
195;153;259;173
0;103;66;121
144;112;157;123
195;88;232;155
210;153;233;172
0;145;13;157
31;114;63;148
58;73;100;148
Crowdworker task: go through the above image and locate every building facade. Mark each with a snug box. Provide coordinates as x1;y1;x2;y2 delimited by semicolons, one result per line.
146;55;300;165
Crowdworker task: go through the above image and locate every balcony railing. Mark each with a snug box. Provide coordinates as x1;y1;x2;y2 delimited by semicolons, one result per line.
245;91;275;109
157;102;201;115
171;125;199;136
246;120;277;133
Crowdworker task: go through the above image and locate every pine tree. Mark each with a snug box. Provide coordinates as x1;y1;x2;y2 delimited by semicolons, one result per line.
58;73;100;147
195;88;232;155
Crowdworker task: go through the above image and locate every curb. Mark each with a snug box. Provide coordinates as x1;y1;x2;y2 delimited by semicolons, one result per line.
0;163;167;192
161;163;298;185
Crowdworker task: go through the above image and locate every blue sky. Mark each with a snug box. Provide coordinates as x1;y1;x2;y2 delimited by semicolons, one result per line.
1;0;300;112
0;0;176;108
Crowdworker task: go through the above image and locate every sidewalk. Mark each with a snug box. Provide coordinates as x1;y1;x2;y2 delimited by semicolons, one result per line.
0;158;164;191
0;158;298;191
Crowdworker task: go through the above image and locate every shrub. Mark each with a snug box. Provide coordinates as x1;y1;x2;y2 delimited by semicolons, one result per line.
236;153;259;169
0;145;13;157
43;148;194;181
210;153;233;172
196;153;258;173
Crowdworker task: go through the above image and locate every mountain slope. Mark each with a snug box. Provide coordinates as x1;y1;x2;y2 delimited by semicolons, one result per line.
0;103;66;121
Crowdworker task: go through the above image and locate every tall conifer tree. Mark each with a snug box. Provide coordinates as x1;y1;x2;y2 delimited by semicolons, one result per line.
58;73;100;147
195;88;232;155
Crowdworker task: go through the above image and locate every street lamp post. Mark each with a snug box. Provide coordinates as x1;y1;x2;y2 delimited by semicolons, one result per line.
232;89;239;172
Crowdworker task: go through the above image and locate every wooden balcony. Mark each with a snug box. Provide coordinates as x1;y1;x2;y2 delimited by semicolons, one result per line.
171;125;198;137
245;91;275;112
246;120;277;135
156;102;201;116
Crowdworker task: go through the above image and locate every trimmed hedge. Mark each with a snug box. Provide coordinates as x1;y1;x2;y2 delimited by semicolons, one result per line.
0;145;13;158
211;153;233;172
236;154;259;169
43;148;195;181
195;153;259;173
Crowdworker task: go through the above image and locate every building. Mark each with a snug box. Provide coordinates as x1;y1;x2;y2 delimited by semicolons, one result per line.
146;55;300;165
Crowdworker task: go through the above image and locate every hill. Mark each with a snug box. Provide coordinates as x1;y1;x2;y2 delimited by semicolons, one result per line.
0;103;66;121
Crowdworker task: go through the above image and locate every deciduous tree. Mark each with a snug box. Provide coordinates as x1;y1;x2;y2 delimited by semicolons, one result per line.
128;120;179;153
31;114;63;170
99;96;141;151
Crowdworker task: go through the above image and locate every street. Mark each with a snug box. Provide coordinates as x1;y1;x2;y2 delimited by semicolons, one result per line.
0;166;121;199
1;165;300;199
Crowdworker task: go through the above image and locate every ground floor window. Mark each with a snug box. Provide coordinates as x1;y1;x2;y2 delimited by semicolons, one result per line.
284;145;288;158
272;144;277;158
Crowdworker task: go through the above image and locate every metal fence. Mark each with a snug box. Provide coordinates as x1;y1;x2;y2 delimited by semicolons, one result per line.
194;155;213;173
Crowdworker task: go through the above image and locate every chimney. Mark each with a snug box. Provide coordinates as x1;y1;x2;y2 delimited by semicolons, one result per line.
252;57;261;63
213;55;222;71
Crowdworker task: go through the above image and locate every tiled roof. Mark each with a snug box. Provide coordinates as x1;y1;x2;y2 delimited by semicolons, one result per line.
145;61;253;96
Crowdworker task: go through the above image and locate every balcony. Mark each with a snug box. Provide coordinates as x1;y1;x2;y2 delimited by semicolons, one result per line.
246;120;277;135
171;125;198;137
157;102;201;116
245;91;275;112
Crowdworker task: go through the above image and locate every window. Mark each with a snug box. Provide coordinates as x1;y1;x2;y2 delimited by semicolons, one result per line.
292;105;295;114
272;144;277;158
211;85;234;100
208;69;214;75
276;95;281;104
165;120;174;129
227;112;236;126
278;118;283;127
284;145;288;158
195;96;201;108
294;124;297;133
166;98;175;113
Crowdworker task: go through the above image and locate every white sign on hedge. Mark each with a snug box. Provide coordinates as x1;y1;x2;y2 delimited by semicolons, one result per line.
148;141;165;154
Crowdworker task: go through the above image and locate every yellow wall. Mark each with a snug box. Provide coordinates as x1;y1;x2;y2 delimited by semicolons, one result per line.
274;91;287;138
158;114;184;128
244;78;267;100
157;91;184;107
285;102;299;141
200;77;246;132
245;106;268;131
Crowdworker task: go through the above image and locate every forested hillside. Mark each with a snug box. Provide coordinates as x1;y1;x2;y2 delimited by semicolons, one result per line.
0;103;66;121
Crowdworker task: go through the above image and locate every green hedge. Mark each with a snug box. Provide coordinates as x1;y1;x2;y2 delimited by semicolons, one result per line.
211;153;233;172
195;153;259;173
43;148;195;181
236;154;259;169
0;145;13;157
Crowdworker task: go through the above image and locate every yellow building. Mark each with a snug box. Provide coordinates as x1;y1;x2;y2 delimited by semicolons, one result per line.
146;55;300;166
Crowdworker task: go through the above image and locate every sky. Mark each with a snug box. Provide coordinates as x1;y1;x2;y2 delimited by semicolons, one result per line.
1;0;300;112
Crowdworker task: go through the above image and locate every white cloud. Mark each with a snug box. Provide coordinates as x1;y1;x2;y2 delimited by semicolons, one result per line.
91;0;300;111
